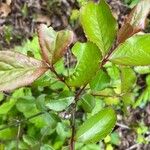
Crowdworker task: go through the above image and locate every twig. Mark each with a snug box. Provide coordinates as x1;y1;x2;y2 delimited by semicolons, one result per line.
66;51;70;77
0;110;51;131
91;93;122;98
16;123;21;150
100;39;118;67
91;93;114;98
116;123;130;130
126;144;140;150
70;85;87;150
70;107;75;150
69;39;119;150
49;65;71;90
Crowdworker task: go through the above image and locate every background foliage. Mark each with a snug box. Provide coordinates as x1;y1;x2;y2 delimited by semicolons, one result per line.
0;0;150;150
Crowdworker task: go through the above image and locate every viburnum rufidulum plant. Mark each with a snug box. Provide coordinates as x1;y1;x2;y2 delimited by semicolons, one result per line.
0;0;150;149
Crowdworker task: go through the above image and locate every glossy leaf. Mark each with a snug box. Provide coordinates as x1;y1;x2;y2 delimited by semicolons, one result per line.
120;67;136;93
90;69;110;92
75;108;117;143
0;51;48;92
80;0;117;56
79;94;95;113
118;0;150;43
66;42;101;87
46;97;74;111
110;35;150;66
38;24;73;65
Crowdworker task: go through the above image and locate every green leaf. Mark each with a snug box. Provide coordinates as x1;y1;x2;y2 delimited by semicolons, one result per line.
0;92;4;101
146;74;150;86
15;36;41;59
120;67;136;93
0;127;17;140
0;88;24;114
80;0;117;56
110;35;150;66
0;51;48;91
133;86;150;108
40;145;54;150
66;42;101;87
16;96;56;128
104;97;119;106
75;107;117;143
36;94;47;111
110;132;121;146
46;97;74;111
38;24;73;65
23;135;38;147
134;66;150;74
79;94;95;113
122;93;134;113
117;0;150;43
90;70;110;92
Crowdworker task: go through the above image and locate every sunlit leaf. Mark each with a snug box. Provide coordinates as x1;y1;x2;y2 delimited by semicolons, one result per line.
110;35;150;66
75;108;117;143
0;51;48;91
80;0;117;56
134;66;150;74
66;42;101;87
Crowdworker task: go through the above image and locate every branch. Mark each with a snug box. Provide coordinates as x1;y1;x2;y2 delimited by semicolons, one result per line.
116;122;130;130
69;39;119;150
101;39;118;67
0;110;51;131
70;84;87;150
49;65;71;90
16;123;21;150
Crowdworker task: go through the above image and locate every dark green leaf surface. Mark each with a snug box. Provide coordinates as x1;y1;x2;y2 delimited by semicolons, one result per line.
110;35;150;66
75;108;117;143
80;0;117;56
0;51;48;91
66;42;101;87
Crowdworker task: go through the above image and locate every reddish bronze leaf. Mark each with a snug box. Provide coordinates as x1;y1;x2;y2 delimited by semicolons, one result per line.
118;0;150;43
38;24;73;65
0;51;48;91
